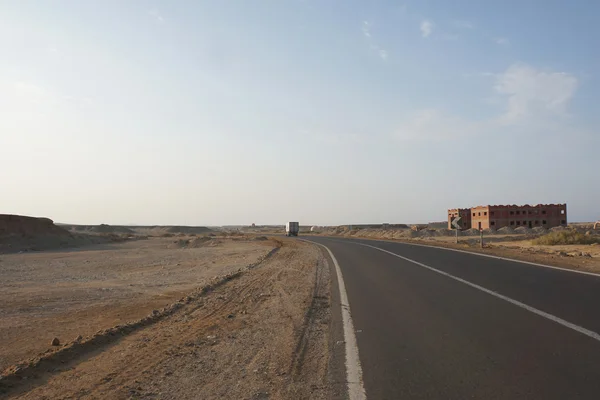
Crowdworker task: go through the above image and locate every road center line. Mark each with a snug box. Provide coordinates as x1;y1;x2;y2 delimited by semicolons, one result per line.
308;240;366;400
355;242;600;343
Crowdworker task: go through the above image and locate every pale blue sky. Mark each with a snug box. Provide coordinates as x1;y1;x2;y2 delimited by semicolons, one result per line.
1;0;599;225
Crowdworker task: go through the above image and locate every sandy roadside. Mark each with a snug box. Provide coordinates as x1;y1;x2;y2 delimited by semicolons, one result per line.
0;237;275;371
1;239;332;399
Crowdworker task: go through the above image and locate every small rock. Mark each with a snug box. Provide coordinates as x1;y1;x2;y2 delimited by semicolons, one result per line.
74;335;83;342
227;314;235;319
152;309;160;316
51;337;60;346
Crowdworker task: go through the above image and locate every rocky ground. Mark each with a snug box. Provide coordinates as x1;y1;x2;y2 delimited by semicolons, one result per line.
1;236;332;400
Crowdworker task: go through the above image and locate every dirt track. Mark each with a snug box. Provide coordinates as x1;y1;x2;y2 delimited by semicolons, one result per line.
0;238;331;399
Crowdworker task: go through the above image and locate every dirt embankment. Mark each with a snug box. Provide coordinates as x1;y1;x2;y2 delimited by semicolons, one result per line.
0;215;136;254
0;215;70;237
0;215;76;253
0;238;331;400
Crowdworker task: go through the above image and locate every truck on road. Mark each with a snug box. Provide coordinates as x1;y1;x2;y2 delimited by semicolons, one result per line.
285;222;299;237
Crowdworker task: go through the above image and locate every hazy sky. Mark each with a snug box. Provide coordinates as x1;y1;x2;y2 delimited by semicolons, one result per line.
1;0;599;225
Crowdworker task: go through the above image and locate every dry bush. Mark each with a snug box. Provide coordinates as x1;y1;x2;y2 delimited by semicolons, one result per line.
532;230;600;245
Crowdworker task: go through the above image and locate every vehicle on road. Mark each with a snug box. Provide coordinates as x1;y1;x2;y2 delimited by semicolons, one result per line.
285;222;299;237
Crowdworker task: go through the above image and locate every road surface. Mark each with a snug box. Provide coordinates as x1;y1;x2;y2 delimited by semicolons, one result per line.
303;236;600;400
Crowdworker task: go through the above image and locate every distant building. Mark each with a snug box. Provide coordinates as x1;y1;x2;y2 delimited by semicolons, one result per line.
448;204;567;230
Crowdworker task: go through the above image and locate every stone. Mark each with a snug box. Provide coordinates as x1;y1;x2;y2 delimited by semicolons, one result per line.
51;337;60;346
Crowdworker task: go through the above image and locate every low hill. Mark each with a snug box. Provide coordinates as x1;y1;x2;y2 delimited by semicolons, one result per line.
63;224;135;234
0;215;136;253
0;214;74;253
128;226;213;236
0;214;71;237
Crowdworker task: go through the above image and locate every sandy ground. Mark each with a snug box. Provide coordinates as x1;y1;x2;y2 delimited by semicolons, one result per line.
0;237;274;371
0;238;331;399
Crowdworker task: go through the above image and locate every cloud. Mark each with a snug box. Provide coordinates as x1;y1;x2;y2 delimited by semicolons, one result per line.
395;109;480;141
495;37;509;45
394;63;579;141
493;63;577;124
361;20;389;61
361;21;371;37
452;20;474;29
420;20;434;38
148;9;164;23
12;82;51;105
441;33;460;41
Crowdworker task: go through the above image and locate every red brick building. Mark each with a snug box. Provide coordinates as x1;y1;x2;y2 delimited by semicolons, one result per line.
448;204;567;230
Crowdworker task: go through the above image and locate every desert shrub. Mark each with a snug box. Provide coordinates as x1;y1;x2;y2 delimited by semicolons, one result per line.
532;230;600;245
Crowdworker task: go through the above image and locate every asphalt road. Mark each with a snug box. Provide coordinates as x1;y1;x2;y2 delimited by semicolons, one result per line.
303;236;600;400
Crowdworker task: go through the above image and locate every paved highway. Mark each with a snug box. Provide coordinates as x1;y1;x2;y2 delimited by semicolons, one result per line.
303;236;600;400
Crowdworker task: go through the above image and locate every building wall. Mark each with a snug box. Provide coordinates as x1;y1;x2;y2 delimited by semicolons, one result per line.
471;206;491;230
449;204;567;230
487;204;567;229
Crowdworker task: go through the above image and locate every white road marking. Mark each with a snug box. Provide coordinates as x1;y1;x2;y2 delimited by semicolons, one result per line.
349;237;600;278
356;242;600;343
309;241;366;400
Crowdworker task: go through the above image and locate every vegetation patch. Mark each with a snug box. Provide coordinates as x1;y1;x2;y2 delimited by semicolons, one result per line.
532;230;600;246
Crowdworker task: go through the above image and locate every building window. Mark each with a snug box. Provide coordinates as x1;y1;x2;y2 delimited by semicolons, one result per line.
478;212;481;216
516;221;520;225
528;211;532;214
473;213;475;217
542;210;546;214
516;211;520;215
561;220;566;224
510;221;515;225
510;211;514;215
561;210;565;215
543;220;547;224
491;221;495;226
484;212;487;216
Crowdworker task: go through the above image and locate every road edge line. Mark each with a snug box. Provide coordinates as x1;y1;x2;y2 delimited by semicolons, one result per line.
306;240;367;400
320;235;600;278
356;242;600;343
